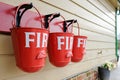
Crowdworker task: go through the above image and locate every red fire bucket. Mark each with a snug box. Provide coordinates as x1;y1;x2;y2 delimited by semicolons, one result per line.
71;21;87;62
10;3;48;72
48;16;73;67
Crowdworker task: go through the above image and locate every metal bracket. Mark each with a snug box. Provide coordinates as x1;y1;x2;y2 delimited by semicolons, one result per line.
63;19;77;32
44;13;60;29
16;3;33;27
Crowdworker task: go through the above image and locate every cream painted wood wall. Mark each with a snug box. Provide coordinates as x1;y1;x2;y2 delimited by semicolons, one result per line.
0;0;116;80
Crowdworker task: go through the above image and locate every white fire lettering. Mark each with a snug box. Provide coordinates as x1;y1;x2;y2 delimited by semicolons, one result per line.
25;32;35;48
69;37;73;49
57;36;73;50
77;38;86;48
57;36;64;50
66;37;69;50
42;33;48;47
36;33;41;47
25;32;48;48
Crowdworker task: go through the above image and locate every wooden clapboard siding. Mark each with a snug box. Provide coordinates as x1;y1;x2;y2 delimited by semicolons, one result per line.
0;53;115;80
0;35;13;54
74;28;115;42
0;0;116;80
87;0;115;21
83;49;115;61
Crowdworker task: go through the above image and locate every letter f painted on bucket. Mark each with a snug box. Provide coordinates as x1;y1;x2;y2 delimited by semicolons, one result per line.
25;32;35;48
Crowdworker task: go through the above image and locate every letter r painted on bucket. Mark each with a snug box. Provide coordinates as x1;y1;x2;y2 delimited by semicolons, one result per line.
25;32;48;48
57;36;73;50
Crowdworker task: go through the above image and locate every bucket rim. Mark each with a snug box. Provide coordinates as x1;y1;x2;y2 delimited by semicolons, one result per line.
49;32;74;35
10;27;48;31
74;35;87;38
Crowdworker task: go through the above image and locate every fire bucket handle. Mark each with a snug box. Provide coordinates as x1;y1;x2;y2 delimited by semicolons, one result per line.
47;14;69;33
71;20;80;35
14;3;43;28
76;20;80;35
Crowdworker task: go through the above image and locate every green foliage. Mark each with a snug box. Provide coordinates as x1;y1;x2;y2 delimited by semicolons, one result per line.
101;61;116;71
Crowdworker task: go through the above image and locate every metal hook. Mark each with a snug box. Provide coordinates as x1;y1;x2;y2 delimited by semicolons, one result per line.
44;13;60;29
63;19;77;32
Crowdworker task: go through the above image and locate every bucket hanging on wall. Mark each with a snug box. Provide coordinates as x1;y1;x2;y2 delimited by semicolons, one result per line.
48;15;74;67
71;21;87;62
10;3;48;72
